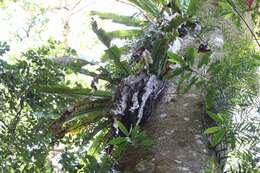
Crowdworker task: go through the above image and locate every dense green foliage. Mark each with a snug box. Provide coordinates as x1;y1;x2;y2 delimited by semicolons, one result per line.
0;44;71;172
0;0;259;172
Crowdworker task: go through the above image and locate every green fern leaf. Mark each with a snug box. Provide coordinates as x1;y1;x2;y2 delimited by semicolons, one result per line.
91;11;143;26
106;29;142;39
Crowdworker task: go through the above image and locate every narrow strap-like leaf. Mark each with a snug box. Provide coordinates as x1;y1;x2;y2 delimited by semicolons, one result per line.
35;85;112;97
106;29;142;39
91;11;144;26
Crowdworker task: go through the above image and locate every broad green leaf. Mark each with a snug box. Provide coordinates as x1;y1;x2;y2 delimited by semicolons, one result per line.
206;111;224;124
117;121;129;136
167;51;184;64
186;48;197;66
198;51;212;68
205;88;216;109
108;137;128;145
204;126;222;134
211;128;225;146
224;13;234;20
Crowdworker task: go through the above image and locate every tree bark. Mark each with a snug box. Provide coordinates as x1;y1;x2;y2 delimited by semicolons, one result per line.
117;1;233;172
118;84;221;173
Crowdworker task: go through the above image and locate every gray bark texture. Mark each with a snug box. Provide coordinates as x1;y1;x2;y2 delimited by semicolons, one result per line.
118;84;219;173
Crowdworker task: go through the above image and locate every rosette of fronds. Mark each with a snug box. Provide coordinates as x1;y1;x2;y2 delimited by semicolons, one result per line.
38;1;203;170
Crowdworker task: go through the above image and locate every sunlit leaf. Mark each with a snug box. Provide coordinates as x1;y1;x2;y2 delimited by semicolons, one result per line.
167;51;184;64
107;29;142;39
204;126;222;134
206;110;224;124
211;128;225;146
36;85;112;97
108;137;128;145
117;121;129;137
186;48;197;66
90;11;143;26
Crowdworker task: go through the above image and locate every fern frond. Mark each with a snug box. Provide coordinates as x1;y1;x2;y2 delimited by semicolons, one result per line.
52;112;104;139
106;29;142;39
104;46;132;76
91;20;111;47
81;121;111;145
35;85;112;98
49;56;89;68
150;38;168;75
127;0;161;17
50;98;111;138
91;11;144;26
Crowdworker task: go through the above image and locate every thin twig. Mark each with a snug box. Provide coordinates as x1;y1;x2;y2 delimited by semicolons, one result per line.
226;0;260;47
